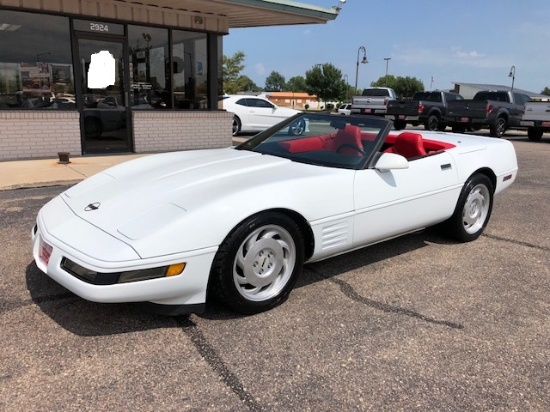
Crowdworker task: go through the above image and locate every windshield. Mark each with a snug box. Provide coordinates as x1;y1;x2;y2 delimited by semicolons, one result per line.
235;113;392;170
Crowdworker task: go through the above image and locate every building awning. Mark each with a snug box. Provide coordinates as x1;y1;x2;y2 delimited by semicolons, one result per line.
126;0;340;28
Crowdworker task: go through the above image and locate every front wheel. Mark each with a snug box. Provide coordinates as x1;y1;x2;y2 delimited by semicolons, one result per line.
437;174;494;242
232;116;241;136
393;120;406;130
452;124;466;134
209;212;304;314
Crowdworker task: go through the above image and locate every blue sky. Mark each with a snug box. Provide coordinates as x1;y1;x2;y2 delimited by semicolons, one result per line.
224;0;550;94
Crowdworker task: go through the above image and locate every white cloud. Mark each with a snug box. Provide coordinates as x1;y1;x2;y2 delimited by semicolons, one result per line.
254;63;266;76
392;45;508;69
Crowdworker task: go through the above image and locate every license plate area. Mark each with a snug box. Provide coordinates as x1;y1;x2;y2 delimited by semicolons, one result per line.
542;121;550;127
39;237;53;265
460;117;469;123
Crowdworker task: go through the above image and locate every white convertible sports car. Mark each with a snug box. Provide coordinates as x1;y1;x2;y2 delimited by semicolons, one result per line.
32;113;518;315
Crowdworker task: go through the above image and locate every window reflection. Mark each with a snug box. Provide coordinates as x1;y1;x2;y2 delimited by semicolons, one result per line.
128;25;170;109
172;30;208;110
0;10;74;109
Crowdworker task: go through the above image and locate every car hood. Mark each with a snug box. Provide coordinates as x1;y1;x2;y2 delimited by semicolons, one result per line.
56;148;354;258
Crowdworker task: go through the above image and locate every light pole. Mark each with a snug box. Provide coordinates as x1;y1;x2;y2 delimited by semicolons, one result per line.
344;74;349;101
354;46;368;92
384;57;391;76
508;65;515;92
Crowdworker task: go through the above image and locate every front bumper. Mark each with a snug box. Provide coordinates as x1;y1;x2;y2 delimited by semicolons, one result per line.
32;211;217;310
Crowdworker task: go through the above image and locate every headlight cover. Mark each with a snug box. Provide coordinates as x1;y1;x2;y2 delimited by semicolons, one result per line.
61;258;185;285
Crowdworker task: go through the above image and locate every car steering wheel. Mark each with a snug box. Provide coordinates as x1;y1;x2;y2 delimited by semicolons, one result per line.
336;143;365;155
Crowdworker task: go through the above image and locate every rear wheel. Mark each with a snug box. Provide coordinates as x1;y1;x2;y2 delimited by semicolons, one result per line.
232;116;241;136
209;212;304;314
288;118;306;136
527;127;543;141
437;174;494;242
425;114;440;131
489;117;507;137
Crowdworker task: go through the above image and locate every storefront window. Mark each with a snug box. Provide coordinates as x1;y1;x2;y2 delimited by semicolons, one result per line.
128;25;170;109
172;30;208;110
0;10;74;110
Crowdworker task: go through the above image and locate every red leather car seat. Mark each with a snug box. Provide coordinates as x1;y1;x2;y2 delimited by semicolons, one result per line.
333;125;363;156
391;132;427;159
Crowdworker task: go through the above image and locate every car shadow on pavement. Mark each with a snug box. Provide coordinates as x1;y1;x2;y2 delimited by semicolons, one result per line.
25;262;180;336
296;230;454;290
24;230;459;332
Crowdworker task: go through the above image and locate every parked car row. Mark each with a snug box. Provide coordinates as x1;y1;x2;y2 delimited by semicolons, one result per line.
223;90;549;141
349;86;547;140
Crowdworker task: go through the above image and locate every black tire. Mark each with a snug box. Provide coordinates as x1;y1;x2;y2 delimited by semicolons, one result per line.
437;174;494;242
288;118;306;136
209;212;304;314
84;117;102;139
425;114;440;131
452;125;466;134
232;116;241;136
393;120;406;130
527;127;543;141
489;117;507;137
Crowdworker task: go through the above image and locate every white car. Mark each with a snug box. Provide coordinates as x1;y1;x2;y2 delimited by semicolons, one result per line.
222;95;303;136
337;103;352;115
32;113;518;315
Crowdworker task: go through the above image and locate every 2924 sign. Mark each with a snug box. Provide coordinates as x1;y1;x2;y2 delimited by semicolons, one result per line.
90;23;109;32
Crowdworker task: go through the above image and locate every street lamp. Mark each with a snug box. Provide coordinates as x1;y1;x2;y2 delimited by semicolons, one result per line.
384;57;391;76
354;46;368;92
344;74;349;101
508;65;515;92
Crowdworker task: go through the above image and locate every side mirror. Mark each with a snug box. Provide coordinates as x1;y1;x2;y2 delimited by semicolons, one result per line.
374;152;409;172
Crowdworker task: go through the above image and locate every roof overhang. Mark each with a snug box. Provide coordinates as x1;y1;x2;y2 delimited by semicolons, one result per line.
126;0;340;28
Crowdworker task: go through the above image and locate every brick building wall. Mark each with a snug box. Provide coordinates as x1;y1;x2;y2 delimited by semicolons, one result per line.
0;111;233;160
133;111;233;152
0;111;81;160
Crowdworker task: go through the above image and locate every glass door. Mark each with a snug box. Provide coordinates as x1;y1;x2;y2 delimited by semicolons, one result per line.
76;37;132;153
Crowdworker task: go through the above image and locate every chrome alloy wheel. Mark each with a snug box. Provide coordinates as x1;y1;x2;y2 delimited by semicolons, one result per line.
232;224;296;302
462;183;491;234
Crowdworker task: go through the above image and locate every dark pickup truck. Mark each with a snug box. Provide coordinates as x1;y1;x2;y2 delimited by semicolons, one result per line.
444;90;531;137
386;91;463;131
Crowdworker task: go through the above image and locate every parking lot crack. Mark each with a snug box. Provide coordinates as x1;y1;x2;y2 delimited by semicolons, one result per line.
175;316;267;412
307;268;463;330
483;233;550;252
1;292;75;314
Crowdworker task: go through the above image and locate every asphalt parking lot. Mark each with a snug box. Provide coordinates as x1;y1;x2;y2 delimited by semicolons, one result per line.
1;133;549;411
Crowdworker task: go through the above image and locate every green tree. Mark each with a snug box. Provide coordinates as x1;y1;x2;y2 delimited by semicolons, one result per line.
541;87;550;96
223;51;246;94
305;63;347;107
265;71;286;91
371;75;424;98
236;75;261;93
286;75;307;92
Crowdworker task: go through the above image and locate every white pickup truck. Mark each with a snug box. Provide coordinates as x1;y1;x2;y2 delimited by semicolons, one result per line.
351;87;397;116
522;97;550;141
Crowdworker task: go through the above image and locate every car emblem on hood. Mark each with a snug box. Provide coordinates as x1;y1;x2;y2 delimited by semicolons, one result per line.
85;202;101;211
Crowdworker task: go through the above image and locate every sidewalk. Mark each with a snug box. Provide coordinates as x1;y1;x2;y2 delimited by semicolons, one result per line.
0;153;146;191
